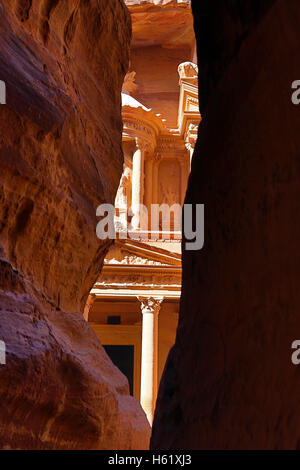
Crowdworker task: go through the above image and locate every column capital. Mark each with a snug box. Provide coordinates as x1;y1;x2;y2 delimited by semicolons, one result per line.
135;137;152;152
145;151;160;163
185;142;193;151
138;296;164;315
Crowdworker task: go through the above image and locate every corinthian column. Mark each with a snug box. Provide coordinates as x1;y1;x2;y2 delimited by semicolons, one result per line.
131;139;144;230
138;296;163;425
144;157;153;212
152;153;161;206
180;160;187;207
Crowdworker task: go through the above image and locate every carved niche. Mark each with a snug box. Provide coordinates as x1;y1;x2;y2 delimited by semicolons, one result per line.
158;160;181;206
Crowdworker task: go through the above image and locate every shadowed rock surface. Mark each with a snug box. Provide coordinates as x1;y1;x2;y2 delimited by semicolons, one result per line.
151;0;300;449
0;0;150;449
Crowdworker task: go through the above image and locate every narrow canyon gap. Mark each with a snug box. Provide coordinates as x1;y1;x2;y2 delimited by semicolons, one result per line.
151;0;300;449
86;0;197;430
0;0;150;449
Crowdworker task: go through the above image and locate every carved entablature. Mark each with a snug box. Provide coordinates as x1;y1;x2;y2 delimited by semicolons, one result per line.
185;95;199;112
104;245;164;266
97;240;182;289
95;273;181;289
122;93;166;153
123;119;156;153
124;119;156;140
90;241;182;300
156;134;187;156
104;240;181;267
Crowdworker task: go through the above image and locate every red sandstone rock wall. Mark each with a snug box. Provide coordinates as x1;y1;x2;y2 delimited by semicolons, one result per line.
0;0;150;449
152;0;300;449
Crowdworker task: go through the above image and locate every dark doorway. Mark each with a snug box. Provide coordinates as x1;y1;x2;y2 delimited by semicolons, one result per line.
103;345;134;395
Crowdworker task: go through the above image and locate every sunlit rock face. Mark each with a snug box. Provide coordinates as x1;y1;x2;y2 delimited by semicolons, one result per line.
152;0;300;449
0;0;150;449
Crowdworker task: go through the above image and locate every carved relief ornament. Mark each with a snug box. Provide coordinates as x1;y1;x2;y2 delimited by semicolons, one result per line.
138;296;164;314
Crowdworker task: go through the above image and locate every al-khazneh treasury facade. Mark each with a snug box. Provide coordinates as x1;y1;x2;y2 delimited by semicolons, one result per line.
84;1;201;425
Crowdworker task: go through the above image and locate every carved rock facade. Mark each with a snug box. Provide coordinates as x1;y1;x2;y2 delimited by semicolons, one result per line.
88;0;200;428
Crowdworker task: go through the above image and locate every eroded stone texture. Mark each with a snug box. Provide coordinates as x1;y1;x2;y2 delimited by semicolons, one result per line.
0;0;150;449
152;0;300;449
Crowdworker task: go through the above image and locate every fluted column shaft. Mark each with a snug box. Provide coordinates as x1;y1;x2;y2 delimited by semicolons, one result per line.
138;296;163;425
131;140;144;230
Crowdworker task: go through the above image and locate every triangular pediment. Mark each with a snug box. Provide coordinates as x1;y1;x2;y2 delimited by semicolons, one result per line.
104;239;181;267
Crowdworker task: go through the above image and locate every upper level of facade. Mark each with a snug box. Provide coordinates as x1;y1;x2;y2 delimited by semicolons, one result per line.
116;60;200;242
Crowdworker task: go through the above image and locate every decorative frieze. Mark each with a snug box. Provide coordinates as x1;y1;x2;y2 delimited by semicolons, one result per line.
95;274;181;288
124;119;156;139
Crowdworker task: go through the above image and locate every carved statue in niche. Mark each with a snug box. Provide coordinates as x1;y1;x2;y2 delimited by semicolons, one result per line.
115;165;131;231
122;71;138;96
158;160;180;206
178;62;198;80
156;160;182;232
116;165;131;209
